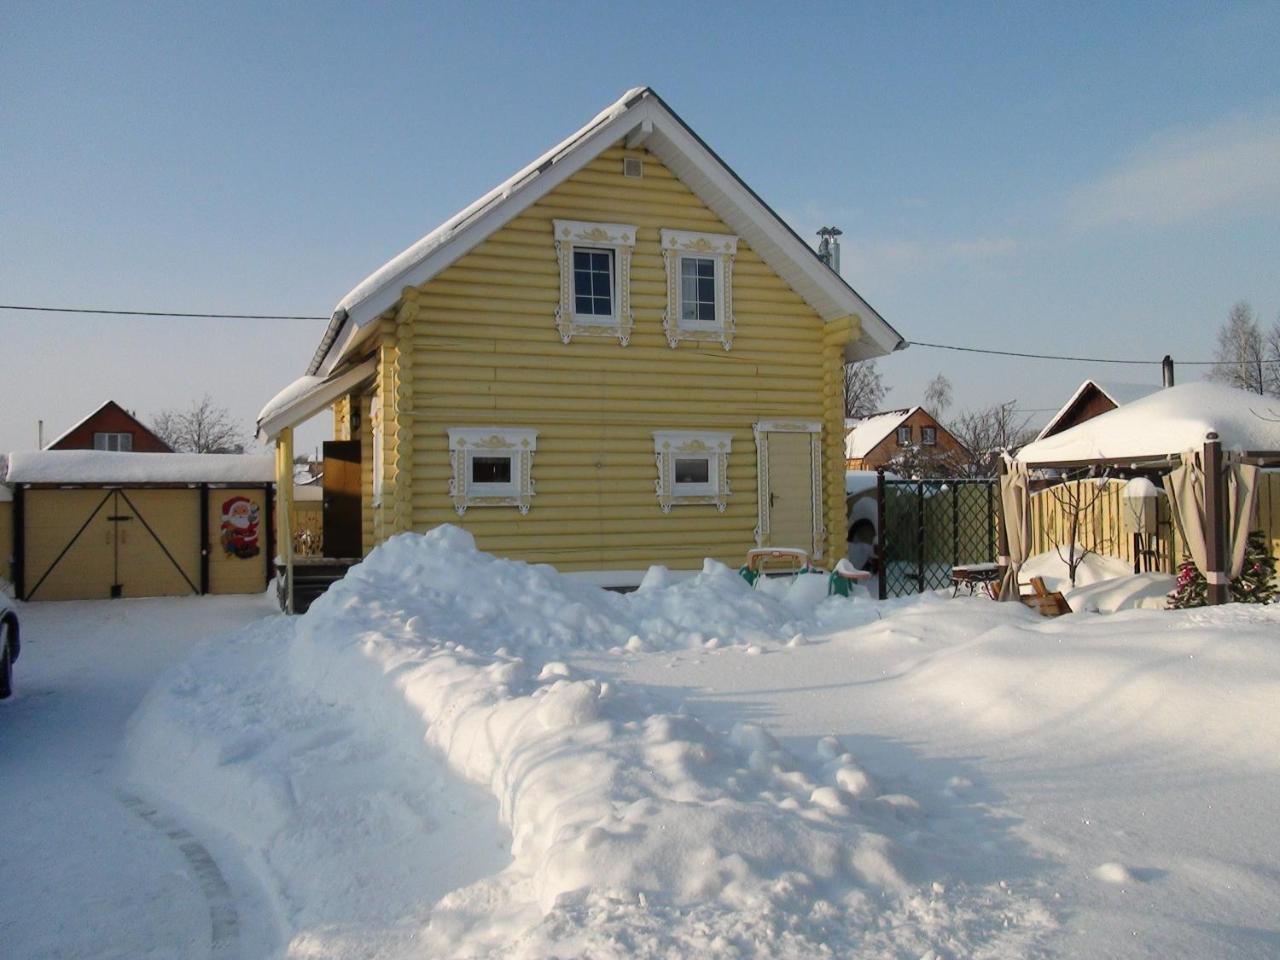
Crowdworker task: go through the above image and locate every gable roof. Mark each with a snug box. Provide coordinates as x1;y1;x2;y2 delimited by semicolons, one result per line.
307;86;905;377
45;400;173;452
844;407;919;459
1034;379;1163;442
1016;381;1280;465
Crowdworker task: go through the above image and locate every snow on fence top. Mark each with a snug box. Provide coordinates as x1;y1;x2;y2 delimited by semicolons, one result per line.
5;450;275;485
1016;381;1280;464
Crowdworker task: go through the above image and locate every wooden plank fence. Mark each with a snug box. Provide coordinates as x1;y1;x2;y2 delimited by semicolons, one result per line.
1029;473;1280;578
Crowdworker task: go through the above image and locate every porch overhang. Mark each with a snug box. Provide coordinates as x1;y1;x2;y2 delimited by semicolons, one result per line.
256;358;378;442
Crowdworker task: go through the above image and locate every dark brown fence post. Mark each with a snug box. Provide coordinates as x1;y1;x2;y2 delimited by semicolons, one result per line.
1203;435;1228;605
876;468;887;600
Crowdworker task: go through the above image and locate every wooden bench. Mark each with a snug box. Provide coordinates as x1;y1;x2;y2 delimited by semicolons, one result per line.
950;562;1002;598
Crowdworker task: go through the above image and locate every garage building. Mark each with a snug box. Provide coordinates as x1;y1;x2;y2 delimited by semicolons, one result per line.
6;450;274;601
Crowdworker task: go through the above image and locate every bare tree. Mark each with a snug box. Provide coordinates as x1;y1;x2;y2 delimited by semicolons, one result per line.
1208;301;1272;395
152;395;247;453
923;373;953;420
844;360;888;418
1048;473;1114;586
947;401;1035;477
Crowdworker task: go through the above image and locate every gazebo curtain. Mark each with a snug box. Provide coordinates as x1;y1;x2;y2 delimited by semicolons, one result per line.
998;457;1031;602
1164;450;1260;585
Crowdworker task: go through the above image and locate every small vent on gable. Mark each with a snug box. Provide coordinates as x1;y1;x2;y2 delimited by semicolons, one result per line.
623;157;643;179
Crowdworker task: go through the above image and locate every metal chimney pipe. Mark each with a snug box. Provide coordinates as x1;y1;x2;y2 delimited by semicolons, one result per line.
1161;355;1175;388
38;419;44;448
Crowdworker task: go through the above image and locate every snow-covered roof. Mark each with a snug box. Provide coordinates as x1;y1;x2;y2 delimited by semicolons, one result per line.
257;357;378;440
307;87;904;377
844;408;918;460
1016;381;1280;464
6;450;275;485
1034;379;1163;441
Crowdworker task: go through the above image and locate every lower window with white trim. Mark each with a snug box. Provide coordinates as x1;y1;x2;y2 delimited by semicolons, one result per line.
448;427;537;515
653;430;732;511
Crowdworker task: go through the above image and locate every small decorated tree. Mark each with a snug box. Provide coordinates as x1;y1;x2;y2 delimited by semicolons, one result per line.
1168;531;1278;608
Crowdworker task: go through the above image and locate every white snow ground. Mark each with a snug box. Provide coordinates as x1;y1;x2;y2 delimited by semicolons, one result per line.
0;595;279;959
7;529;1279;958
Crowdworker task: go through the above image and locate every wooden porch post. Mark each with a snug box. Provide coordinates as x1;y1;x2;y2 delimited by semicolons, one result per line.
1203;434;1228;605
995;457;1010;596
276;427;295;614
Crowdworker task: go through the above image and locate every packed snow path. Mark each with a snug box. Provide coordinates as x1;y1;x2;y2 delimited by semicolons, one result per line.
0;596;278;960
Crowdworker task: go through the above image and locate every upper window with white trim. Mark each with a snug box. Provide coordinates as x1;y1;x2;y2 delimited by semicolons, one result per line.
94;432;133;451
661;228;738;350
553;220;636;345
448;427;538;515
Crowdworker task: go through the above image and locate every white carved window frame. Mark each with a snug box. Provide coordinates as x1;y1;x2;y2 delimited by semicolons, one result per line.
751;420;824;554
653;429;732;512
553;219;637;346
448;427;538;515
660;228;738;350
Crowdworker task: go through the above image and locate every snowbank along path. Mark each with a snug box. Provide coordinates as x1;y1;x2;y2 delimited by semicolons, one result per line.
131;526;1055;958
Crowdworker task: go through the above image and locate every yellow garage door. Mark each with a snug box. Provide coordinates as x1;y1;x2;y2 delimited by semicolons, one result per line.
208;487;269;594
23;488;200;601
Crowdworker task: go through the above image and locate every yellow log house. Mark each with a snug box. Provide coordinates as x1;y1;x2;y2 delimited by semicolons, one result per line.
258;88;905;608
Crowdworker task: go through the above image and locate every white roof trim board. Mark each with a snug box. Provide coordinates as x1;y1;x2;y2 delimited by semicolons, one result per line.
6;451;275;485
1016;381;1280;464
1034;379;1163;441
844;408;919;460
309;87;903;377
257;357;379;441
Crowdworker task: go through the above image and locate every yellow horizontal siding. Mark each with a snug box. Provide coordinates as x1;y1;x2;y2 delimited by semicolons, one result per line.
377;139;841;571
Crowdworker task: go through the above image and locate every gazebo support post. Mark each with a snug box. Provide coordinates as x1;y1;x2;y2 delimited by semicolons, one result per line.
1203;435;1228;605
995;457;1010;598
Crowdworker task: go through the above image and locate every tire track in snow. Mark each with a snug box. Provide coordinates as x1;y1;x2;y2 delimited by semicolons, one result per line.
118;791;241;959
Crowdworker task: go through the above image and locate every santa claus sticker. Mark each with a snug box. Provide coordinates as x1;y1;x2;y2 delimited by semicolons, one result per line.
220;496;261;559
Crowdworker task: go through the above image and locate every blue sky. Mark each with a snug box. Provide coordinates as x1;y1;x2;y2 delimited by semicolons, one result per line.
3;1;1279;455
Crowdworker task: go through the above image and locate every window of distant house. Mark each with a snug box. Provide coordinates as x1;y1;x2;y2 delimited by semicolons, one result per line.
921;426;937;446
896;426;912;446
447;427;537;515
94;432;132;451
660;229;738;350
553;220;636;345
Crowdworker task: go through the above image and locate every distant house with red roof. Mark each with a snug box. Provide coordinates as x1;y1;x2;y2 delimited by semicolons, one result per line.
45;400;172;453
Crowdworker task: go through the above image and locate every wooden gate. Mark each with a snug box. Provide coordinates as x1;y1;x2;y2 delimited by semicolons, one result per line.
22;488;201;601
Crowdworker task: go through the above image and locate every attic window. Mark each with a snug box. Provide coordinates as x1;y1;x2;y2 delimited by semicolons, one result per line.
623;157;643;178
921;426;937;446
93;432;133;451
553;219;636;346
896;426;912;446
660;229;737;350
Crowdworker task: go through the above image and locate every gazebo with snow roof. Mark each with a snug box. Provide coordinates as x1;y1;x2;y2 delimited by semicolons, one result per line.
1002;381;1280;605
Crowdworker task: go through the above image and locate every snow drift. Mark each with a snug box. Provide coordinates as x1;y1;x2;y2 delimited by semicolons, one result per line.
128;526;1051;958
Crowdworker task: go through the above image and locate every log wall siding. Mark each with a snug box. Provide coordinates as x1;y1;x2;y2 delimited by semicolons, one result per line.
365;141;864;571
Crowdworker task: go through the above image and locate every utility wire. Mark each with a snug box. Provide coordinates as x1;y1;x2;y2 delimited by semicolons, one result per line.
908;339;1280;367
0;304;328;320
2;304;1276;366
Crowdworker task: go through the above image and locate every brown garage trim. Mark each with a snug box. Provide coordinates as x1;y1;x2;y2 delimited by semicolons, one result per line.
13;486;25;600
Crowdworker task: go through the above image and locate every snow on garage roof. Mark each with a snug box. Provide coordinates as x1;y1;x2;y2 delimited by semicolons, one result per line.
1016;381;1280;465
306;86;904;377
5;450;275;485
844;408;918;460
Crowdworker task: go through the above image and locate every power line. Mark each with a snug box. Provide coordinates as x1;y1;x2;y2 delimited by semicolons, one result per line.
0;304;328;320
2;303;1276;367
908;339;1280;367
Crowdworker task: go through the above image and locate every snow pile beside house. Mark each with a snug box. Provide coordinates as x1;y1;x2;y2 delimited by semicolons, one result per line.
128;526;1051;958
